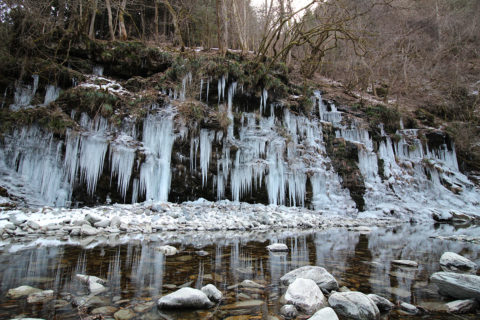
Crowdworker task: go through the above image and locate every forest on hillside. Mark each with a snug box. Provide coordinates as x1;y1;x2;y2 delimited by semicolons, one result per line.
0;0;479;170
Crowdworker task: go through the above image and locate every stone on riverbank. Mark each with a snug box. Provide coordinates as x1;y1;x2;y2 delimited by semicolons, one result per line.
285;278;327;314
367;294;394;312
430;272;480;300
281;266;338;291
439;252;477;273
308;307;339;320
7;285;42;299
157;287;213;309
328;291;380;320
201;284;222;302
445;299;478;314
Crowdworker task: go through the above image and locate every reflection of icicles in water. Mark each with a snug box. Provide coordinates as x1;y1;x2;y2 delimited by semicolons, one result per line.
195;261;204;289
289;236;309;269
130;244;165;297
107;248;122;297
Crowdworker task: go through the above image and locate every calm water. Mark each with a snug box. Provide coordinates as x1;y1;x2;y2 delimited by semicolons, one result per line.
0;223;479;319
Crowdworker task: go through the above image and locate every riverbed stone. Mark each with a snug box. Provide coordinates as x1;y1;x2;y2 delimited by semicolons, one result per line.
308;307;340;320
440;252;478;273
7;285;42;298
157;287;213;309
280;304;298;319
328;291;380;320
430;272;480;300
391;260;418;267
113;308;136;320
201;284;222;302
239;280;265;289
399;302;419;314
222;300;264;310
133;301;155;313
445;299;478;314
367;294;394;312
267;243;288;252
92;306;118;315
27;290;54;303
89;281;107;295
156;245;177;256
285;278;327;314
280;266;338;291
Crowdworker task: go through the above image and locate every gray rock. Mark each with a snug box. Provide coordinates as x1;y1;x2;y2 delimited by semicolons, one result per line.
156;245;178;256
430;272;480;300
94;219;111;228
27;290;54;303
89;281;107;295
308;307;340;320
133;301;155;313
285;278;327;314
3;222;15;230
328;291;380;320
27;221;40;230
445;299;478;314
281;266;338;291
7;285;42;298
157;287;213;309
440;252;478;273
85;213;102;225
113;308;136;320
70;227;81;236
91;306;118;315
201;284;222;302
110;216;121;228
239;280;265;289
399;302;418;314
81;224;99;236
280;304;298;319
267;243;289;252
367;294;394;312
391;260;418;267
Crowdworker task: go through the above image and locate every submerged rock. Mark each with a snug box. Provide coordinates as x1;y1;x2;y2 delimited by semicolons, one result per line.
367;294;394;312
328;291;380;320
92;306;118;315
27;289;54;303
280;266;338;291
157;287;213;309
221;299;265;310
201;284;222;302
267;243;288;252
439;252;478;273
308;307;340;320
280;304;298;319
430;272;480;300
113;308;136;320
6;285;42;298
445;299;478;314
285;278;327;314
399;302;419;314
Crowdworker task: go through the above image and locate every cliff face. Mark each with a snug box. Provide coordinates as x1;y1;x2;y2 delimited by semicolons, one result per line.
0;42;479;220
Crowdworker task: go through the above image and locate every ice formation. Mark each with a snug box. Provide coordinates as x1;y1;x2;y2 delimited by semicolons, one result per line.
0;73;479;220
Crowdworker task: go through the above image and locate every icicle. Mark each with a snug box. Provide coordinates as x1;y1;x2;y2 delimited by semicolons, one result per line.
200;130;214;186
10;75;39;110
43;85;61;105
221;75;226;101
206;78;210;103
200;79;203;101
93;66;104;76
1;88;7;108
110;140;135;200
78;134;108;195
131;178;139;204
190;137;199;171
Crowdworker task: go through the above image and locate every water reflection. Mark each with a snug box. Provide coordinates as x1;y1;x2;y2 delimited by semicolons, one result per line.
0;223;479;319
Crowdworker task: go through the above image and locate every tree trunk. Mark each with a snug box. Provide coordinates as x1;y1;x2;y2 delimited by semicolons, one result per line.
216;0;227;56
154;0;160;40
106;0;115;40
118;0;128;41
163;0;184;48
232;0;247;54
88;0;98;39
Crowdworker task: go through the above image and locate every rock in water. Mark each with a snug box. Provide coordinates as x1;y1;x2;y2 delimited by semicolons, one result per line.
201;284;222;302
157;287;213;309
113;308;136;320
328;291;380;320
280;304;298;319
156;245;178;256
280;266;339;291
430;272;480;300
267;243;289;252
285;278;327;314
7;285;42;298
399;302;419;314
391;260;418;267
367;294;395;312
308;307;340;320
27;290;54;303
445;299;478;314
439;252;478;273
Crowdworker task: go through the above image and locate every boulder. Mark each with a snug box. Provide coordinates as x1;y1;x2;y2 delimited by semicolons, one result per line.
399;302;418;314
280;304;298;319
391;260;418;267
94;219;110;228
281;266;338;291
27;290;54;303
328;291;380;320
81;224;99;236
430;272;480;300
156;245;178;256
157;287;213;309
285;278;327;314
201;284;222;302
267;243;289;252
85;213;102;225
367;294;394;312
89;281;107;295
110;216;122;228
440;252;478;273
308;307;340;320
6;285;42;298
445;299;478;314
